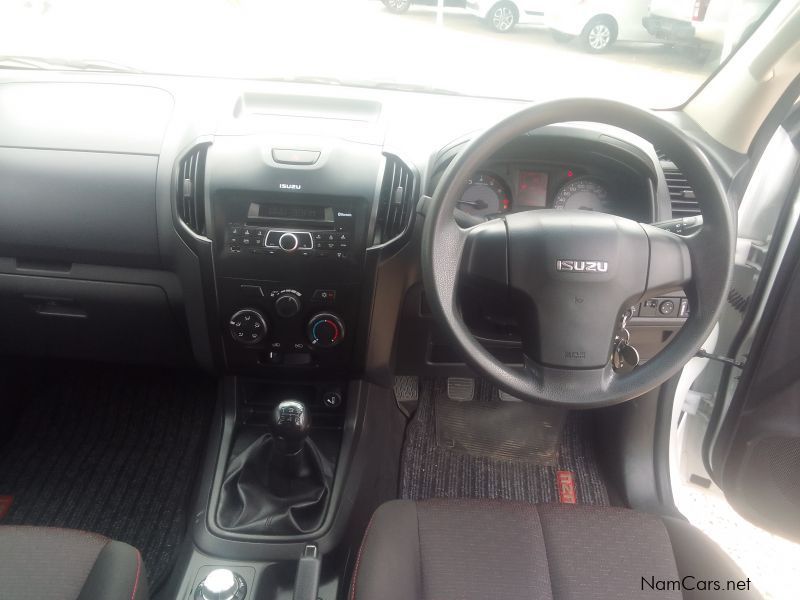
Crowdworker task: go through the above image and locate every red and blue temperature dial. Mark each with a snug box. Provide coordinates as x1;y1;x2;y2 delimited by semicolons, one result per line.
307;313;345;348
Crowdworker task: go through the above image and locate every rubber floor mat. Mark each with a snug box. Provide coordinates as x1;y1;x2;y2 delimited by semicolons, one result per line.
0;362;215;591
436;380;566;465
400;377;610;505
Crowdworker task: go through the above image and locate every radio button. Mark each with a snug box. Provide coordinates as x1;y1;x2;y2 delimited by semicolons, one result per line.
659;300;676;316
297;233;314;249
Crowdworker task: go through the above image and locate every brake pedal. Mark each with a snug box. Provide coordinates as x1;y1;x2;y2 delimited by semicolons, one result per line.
447;377;475;401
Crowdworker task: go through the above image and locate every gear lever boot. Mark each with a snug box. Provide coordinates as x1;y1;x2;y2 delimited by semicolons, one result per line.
216;399;334;535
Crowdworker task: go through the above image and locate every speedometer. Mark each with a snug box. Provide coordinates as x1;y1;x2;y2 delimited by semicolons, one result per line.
458;172;511;218
552;178;611;212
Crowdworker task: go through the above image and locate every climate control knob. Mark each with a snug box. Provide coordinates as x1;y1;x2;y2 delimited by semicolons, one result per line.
307;313;345;348
229;308;268;344
274;293;302;318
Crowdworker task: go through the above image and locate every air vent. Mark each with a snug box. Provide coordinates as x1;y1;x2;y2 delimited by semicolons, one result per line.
177;145;209;236
375;154;417;244
658;151;701;218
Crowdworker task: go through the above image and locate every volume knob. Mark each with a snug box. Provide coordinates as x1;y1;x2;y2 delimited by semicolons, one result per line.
278;232;299;252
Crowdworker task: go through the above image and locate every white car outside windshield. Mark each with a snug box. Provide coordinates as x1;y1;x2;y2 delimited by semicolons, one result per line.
0;0;782;107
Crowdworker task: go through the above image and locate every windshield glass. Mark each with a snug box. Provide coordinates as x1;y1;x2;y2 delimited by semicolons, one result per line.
0;0;780;107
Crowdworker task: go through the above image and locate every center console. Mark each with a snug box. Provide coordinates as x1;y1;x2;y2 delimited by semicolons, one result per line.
171;130;408;600
206;136;382;376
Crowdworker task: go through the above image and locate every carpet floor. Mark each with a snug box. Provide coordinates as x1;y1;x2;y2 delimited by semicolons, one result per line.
0;362;215;591
400;377;610;505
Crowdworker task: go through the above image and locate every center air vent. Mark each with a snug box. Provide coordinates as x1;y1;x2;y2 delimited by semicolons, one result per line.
657;150;701;218
177;144;210;236
375;154;417;244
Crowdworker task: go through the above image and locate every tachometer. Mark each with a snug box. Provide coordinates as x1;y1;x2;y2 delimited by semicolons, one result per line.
458;172;511;218
552;178;611;212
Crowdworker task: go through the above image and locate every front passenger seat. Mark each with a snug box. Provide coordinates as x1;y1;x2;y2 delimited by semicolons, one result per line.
0;526;147;600
351;500;759;599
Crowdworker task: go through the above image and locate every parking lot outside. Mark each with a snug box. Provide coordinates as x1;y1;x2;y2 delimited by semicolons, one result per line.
1;0;714;107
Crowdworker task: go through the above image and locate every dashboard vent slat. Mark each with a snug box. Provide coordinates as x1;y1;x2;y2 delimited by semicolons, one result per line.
375;154;417;244
177;145;209;236
658;150;702;218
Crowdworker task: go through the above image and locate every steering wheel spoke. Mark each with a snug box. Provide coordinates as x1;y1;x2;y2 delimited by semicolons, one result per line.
642;224;692;295
521;358;617;406
460;219;509;289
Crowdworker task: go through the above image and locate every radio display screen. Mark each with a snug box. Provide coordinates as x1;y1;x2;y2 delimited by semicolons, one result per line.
249;202;335;223
263;204;326;221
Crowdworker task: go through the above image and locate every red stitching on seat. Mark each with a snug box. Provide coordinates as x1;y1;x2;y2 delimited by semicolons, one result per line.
130;549;141;600
349;510;378;600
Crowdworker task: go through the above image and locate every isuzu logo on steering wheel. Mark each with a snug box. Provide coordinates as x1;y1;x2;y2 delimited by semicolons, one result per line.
556;259;609;273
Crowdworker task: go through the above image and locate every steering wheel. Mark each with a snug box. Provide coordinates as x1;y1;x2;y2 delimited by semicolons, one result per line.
422;98;734;407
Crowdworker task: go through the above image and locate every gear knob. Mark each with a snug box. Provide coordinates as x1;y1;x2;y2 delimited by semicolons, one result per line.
271;400;310;456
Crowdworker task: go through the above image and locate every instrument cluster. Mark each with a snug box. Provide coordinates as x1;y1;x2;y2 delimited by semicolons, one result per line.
458;163;630;220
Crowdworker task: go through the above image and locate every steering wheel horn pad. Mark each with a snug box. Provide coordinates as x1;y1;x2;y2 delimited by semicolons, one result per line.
422;98;734;407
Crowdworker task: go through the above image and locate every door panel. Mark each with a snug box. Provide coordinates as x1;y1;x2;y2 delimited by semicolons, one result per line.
713;181;800;542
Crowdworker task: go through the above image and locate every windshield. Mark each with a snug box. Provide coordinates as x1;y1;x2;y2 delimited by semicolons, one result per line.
0;0;780;107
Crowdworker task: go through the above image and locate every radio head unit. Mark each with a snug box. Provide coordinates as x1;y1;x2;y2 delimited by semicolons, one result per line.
212;191;367;283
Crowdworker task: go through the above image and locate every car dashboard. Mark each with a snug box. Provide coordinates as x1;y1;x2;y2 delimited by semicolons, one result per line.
0;71;696;380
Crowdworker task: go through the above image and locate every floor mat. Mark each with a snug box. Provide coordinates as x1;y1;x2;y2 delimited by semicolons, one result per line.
400;377;610;505
0;362;215;590
435;383;566;465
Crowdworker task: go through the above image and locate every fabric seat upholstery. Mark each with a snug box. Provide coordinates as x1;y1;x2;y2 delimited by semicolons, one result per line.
0;526;147;600
350;499;760;600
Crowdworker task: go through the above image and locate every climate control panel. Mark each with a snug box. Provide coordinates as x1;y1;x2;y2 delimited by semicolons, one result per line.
218;279;358;374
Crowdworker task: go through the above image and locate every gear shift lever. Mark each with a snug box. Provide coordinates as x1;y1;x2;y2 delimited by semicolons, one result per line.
218;398;333;534
270;400;311;478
